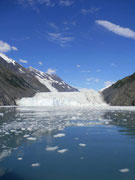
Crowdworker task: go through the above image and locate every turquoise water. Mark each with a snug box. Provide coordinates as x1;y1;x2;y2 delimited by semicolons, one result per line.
0;107;135;180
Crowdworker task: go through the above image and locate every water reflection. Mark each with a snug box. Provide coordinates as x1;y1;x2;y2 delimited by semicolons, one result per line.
104;111;135;136
1;107;135;180
0;107;135;162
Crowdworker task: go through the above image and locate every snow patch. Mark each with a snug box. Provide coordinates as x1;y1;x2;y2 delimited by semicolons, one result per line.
0;53;16;65
19;68;25;74
36;75;58;92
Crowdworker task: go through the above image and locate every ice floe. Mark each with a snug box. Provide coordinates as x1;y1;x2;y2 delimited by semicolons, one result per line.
32;163;40;167
79;143;86;147
0;113;4;117
23;134;30;138
18;157;23;160
57;149;68;153
27;137;36;141
53;133;65;138
120;168;130;173
46;146;59;151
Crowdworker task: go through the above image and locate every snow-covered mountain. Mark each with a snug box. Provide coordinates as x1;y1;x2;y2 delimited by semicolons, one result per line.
0;53;78;105
28;66;78;92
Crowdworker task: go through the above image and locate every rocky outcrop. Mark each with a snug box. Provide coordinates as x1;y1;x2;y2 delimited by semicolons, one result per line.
102;73;135;106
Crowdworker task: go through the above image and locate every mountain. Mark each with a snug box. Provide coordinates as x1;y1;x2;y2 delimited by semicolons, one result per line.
28;66;78;92
102;72;135;106
0;53;78;105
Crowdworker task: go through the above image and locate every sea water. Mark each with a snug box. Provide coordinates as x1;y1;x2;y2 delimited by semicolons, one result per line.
0;106;135;180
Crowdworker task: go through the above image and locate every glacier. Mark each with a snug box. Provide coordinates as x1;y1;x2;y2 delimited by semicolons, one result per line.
16;90;107;106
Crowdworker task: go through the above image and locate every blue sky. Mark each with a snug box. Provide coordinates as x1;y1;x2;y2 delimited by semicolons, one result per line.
0;0;135;90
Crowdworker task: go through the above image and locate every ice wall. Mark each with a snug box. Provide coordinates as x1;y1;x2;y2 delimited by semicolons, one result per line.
16;90;108;106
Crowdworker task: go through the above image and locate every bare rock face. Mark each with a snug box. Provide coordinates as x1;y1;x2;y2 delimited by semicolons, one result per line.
102;73;135;106
0;54;78;106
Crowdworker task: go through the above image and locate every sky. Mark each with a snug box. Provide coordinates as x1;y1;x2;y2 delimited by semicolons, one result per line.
0;0;135;90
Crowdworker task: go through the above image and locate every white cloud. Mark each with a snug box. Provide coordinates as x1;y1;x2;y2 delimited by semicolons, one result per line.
38;0;53;6
96;20;135;39
111;63;117;67
47;33;74;47
81;8;100;15
100;81;115;92
11;46;18;51
0;40;18;53
104;81;114;87
48;22;58;30
59;0;74;7
47;68;56;74
81;70;91;73
18;0;54;12
38;61;43;65
76;64;80;68
87;78;99;83
19;59;28;63
18;0;73;9
96;69;102;72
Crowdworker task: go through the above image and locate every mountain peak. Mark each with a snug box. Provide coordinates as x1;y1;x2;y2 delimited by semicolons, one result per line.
0;53;16;65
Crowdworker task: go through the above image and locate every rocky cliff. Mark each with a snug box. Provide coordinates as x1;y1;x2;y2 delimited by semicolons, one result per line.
102;73;135;106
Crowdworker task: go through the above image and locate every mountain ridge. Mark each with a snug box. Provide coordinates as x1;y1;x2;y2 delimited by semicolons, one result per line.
0;53;78;105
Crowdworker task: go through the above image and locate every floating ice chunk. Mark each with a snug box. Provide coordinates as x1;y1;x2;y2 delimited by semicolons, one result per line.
79;143;86;147
80;157;84;160
0;149;11;160
0;113;4;117
75;138;79;140
53;133;65;138
32;163;40;167
46;146;59;151
18;157;23;160
23;134;30;138
21;128;26;131
77;123;84;127
5;132;9;135
71;116;76;120
27;128;33;131
58;149;68;153
27;137;36;141
120;168;130;173
10;130;16;133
